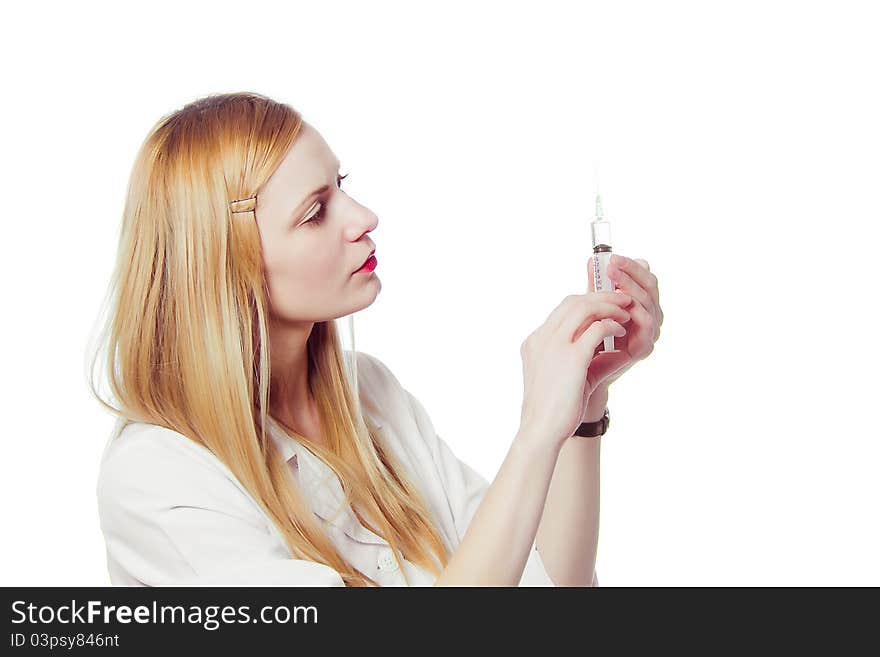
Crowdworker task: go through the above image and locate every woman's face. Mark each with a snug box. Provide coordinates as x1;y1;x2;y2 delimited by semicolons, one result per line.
254;121;380;323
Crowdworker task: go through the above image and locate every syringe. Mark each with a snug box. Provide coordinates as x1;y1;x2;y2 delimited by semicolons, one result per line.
590;191;621;354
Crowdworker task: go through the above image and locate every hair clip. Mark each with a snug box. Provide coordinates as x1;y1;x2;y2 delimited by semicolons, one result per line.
229;194;257;214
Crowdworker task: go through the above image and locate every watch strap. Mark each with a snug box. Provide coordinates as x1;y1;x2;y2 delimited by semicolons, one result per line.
573;407;610;437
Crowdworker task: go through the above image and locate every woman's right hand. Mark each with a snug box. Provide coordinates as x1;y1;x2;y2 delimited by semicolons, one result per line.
518;291;633;451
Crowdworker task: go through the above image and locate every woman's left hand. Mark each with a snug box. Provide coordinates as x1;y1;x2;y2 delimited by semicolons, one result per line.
584;254;664;398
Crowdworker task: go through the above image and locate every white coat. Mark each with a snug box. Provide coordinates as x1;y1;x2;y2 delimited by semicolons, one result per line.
96;351;586;586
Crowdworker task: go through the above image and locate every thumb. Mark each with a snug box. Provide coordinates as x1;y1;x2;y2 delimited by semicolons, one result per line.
577;318;626;356
587;349;632;391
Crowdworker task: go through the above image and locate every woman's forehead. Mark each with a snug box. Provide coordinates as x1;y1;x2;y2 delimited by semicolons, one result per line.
266;123;337;194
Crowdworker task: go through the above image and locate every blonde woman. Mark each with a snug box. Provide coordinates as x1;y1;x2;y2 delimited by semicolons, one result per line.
91;92;663;587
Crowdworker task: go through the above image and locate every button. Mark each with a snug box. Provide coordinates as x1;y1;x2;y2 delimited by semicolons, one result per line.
377;548;399;572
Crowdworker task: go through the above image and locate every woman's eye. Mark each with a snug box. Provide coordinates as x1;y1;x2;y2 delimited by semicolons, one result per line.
304;172;349;228
305;203;326;227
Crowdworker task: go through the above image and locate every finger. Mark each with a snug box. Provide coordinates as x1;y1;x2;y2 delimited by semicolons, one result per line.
594;290;633;306
607;265;656;320
611;255;659;307
588;256;625;295
565;301;632;343
630;259;663;327
633;258;661;323
576;318;627;355
543;291;632;333
614;255;661;323
626;295;659;342
554;293;632;333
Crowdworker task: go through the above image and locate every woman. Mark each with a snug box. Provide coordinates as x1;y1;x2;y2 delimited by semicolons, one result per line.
91;91;663;587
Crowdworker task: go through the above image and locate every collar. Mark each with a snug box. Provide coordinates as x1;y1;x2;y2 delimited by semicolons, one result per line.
265;412;383;463
265;413;387;547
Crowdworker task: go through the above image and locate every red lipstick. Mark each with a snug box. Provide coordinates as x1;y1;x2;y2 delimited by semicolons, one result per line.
354;251;377;274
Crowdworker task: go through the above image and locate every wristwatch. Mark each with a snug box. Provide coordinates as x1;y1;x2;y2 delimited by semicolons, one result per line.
573;407;610;438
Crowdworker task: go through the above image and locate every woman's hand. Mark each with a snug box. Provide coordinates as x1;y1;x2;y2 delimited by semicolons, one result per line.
584;254;664;393
519;291;634;450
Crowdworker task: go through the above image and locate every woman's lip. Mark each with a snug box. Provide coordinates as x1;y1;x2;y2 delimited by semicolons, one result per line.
355;250;376;271
355;254;377;273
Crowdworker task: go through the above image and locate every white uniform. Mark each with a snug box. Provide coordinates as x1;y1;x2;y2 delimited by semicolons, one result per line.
97;351;587;586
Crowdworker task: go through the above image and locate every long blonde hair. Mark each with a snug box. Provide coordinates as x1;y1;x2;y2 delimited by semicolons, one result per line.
87;91;451;586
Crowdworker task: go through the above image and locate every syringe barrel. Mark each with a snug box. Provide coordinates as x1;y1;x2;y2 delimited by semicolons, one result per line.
591;247;615;293
590;218;619;353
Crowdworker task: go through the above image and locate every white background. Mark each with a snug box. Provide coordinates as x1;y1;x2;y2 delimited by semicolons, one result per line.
2;0;877;586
